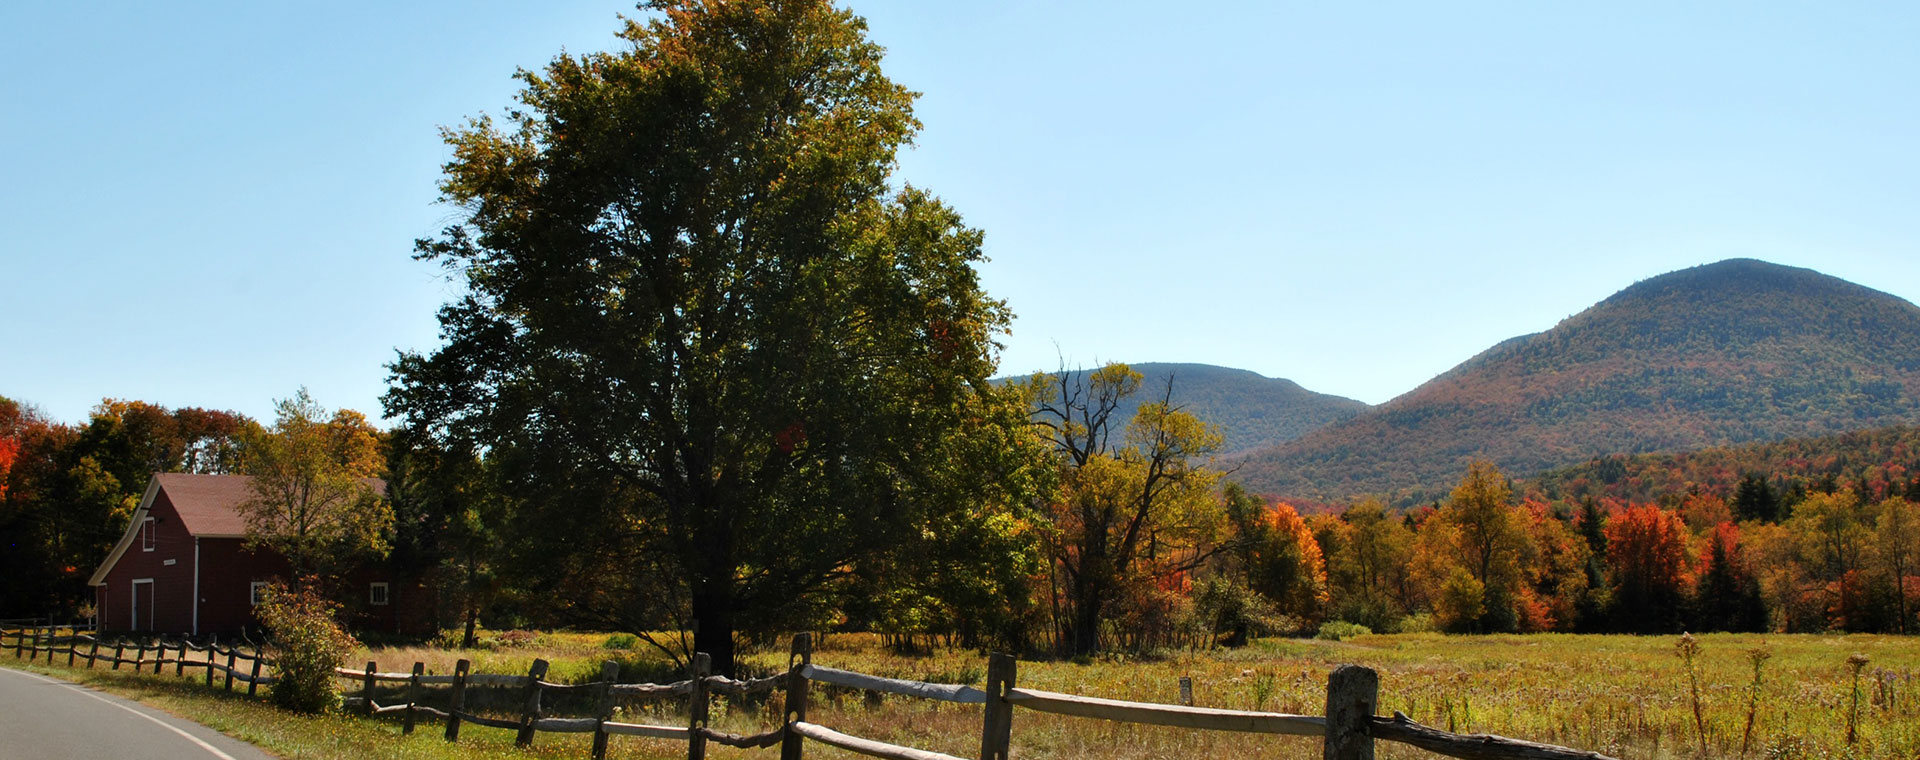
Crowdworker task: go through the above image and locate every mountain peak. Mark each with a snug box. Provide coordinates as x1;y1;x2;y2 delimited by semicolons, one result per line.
1601;258;1882;308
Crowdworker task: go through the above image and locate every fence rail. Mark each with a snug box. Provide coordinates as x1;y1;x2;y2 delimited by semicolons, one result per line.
3;625;1619;760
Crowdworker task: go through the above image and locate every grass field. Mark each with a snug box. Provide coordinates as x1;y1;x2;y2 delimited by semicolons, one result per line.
9;631;1917;759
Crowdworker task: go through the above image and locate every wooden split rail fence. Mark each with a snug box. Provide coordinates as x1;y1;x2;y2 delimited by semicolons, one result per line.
6;624;1618;760
3;624;278;695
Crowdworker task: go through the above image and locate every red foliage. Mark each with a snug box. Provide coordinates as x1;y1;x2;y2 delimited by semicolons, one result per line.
0;434;17;500
1606;504;1694;603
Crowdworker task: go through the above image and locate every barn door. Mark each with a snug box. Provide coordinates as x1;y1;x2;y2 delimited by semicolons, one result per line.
131;579;155;631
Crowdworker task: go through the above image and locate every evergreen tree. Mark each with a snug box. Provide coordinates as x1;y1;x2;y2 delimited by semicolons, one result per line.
1733;474;1781;523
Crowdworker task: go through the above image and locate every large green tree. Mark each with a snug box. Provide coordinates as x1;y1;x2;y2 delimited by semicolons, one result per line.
386;0;1020;674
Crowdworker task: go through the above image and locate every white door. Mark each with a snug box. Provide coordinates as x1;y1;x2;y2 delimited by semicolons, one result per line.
131;579;154;631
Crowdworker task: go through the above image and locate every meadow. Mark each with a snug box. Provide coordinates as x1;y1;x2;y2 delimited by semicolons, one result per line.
9;629;1916;759
336;630;1919;760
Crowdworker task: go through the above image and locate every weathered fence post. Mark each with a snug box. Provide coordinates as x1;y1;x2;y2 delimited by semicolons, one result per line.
153;639;165;673
445;658;470;742
361;661;378;715
686;652;711;760
1323;665;1379;760
49;628;61;665
112;641;126;670
8;626;19;658
134;640;147;672
403;661;425;734
516;658;550;748
593;659;620;760
1179;676;1194;706
67;633;78;667
247;652;263;697
780;633;813;760
225;648;237;691
205;645;216;686
87;638;99;669
979;653;1017;760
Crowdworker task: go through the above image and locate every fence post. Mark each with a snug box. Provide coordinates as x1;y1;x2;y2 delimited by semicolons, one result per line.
779;633;813;760
67;633;77;667
516;658;550;747
134;640;148;672
49;628;61;665
403;661;425;735
361;661;377;715
175;641;185;676
205;645;216;686
686;652;711;760
225;648;237;692
88;638;100;669
979;653;1017;760
112;641;125;671
1179;676;1194;707
247;652;263;697
593;659;621;760
1323;665;1378;760
445;658;470;742
8;626;18;658
153;639;165;673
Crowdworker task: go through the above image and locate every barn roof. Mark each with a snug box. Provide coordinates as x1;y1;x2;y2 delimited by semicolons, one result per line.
155;473;256;537
87;473;386;586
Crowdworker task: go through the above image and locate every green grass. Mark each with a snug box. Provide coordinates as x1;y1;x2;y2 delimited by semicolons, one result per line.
9;631;1919;759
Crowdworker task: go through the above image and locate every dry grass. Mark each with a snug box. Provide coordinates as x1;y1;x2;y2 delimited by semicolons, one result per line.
9;631;1918;759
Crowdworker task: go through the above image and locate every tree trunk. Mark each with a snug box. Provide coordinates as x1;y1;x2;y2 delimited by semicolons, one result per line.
1067;563;1107;656
462;563;479;648
691;579;737;677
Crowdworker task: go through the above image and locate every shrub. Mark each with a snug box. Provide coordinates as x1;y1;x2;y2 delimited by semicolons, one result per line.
1315;620;1373;641
1394;613;1437;634
256;581;358;713
602;633;640;650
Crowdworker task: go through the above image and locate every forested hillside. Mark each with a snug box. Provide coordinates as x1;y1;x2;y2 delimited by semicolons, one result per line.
1528;424;1920;507
1004;363;1367;455
1233;259;1920;503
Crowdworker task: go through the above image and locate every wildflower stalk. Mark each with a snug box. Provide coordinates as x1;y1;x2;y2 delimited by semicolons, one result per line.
1677;633;1706;755
1741;646;1771;756
1846;653;1869;745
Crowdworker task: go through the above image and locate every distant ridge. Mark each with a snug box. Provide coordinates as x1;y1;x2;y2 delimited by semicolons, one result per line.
1231;258;1920;503
1001;362;1368;455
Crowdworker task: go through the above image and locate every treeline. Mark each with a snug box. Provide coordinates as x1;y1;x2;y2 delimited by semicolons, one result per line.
0;397;250;614
1529;424;1920;507
7;375;1920;656
1224;465;1919;638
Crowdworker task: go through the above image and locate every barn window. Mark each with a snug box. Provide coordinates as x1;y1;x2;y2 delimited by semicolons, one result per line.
369;582;390;606
141;517;156;551
250;581;268;606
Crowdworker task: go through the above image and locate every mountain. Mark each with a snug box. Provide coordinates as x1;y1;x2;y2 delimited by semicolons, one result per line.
1232;259;1920;503
1004;363;1368;455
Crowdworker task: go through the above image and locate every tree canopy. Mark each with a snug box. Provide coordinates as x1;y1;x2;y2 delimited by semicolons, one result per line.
239;389;390;583
385;0;1023;674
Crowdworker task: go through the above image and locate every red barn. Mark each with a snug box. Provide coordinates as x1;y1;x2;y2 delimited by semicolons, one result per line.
87;473;404;635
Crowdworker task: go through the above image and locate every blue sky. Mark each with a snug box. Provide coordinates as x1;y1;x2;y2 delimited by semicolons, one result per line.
5;2;1918;425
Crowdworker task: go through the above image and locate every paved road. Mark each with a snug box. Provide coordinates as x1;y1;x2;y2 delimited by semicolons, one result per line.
0;665;276;760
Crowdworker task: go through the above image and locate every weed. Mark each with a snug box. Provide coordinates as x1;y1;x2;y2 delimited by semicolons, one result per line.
1743;645;1772;755
1847;652;1869;745
1677;632;1706;755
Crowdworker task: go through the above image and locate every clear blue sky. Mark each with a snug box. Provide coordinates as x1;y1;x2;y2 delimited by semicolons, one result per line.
5;2;1919;425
